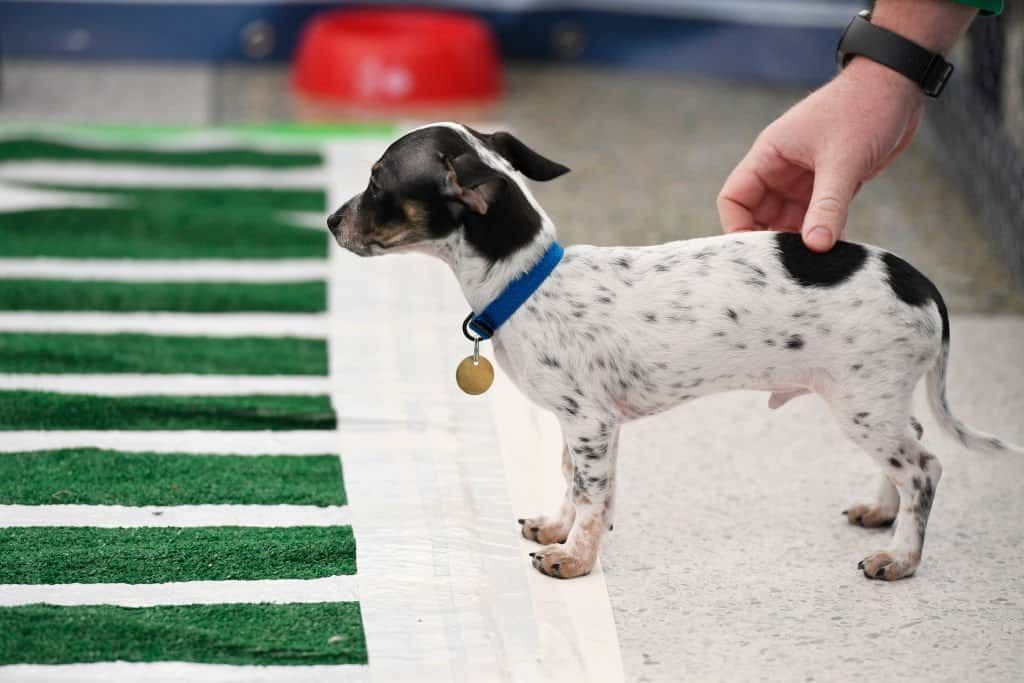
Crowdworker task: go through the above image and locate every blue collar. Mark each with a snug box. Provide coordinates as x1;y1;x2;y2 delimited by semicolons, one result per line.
463;241;564;341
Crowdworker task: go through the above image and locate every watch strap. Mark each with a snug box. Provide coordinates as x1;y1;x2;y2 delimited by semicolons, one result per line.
837;14;954;98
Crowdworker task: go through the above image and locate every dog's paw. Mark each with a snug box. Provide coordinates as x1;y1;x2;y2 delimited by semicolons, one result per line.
529;545;594;579
518;516;570;545
843;504;896;528
858;550;920;581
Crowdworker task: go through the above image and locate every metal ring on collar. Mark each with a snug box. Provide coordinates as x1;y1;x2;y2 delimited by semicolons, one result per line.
462;313;493;342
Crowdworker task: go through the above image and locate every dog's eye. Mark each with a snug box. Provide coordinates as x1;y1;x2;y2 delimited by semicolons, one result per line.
368;177;381;197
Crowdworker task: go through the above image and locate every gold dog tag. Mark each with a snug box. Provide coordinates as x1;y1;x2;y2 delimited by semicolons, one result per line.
456;354;494;395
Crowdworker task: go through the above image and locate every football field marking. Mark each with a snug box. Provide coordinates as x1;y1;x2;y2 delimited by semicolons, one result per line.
0;258;329;282
0;162;325;189
0;663;370;683
0;374;330;396
0;312;327;337
0;504;351;528
0;431;339;455
0;575;359;607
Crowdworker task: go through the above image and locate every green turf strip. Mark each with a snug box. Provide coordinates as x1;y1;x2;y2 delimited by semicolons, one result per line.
0;138;322;167
0;391;335;431
0;448;345;506
0;602;367;665
0;279;326;313
0;526;355;584
0;528;356;585
0;204;326;260
0;333;327;375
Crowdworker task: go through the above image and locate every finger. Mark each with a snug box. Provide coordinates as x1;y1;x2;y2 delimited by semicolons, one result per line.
718;141;804;233
801;164;860;252
717;168;762;233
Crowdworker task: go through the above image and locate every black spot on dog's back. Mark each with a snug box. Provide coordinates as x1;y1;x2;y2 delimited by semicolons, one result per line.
881;251;949;342
775;232;868;288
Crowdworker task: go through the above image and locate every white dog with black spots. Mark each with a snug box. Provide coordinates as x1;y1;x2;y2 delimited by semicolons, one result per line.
327;122;1021;581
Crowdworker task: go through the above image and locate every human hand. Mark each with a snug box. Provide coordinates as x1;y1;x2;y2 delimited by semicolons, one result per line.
717;58;925;252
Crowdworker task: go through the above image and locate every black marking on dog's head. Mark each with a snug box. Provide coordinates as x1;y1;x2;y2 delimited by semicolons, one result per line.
775;232;868;288
784;334;805;350
326;124;569;262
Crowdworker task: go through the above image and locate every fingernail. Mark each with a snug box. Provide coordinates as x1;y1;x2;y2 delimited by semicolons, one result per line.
806;226;833;250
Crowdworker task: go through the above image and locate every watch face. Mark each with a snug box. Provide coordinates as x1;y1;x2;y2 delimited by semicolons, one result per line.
836;16;857;67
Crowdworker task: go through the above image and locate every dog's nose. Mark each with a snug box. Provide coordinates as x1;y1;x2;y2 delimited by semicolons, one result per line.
326;211;342;231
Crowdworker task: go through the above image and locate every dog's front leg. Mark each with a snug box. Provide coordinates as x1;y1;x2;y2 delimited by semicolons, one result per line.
530;416;619;579
519;444;575;544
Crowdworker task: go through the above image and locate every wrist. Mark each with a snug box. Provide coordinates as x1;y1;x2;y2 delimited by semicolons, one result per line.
841;56;925;103
870;0;977;54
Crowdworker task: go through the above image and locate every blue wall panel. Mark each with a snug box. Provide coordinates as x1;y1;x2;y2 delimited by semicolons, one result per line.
0;1;864;84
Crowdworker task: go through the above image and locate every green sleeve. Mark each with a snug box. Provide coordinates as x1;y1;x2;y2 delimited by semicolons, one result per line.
952;0;1003;15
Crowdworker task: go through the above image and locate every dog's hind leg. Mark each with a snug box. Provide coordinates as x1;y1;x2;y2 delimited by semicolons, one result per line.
844;475;899;528
830;392;943;580
531;415;619;579
843;415;925;528
518;444;576;544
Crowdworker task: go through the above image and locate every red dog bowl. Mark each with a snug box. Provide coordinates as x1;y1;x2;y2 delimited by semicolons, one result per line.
292;9;502;106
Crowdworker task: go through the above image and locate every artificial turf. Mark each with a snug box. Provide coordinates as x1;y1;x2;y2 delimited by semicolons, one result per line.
0;448;346;506
0;333;328;376
0;525;356;583
0;203;327;260
0;279;326;313
0;137;323;167
0;602;368;665
0;391;336;430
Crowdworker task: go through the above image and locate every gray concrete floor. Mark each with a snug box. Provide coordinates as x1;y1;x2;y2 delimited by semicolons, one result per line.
3;60;1023;681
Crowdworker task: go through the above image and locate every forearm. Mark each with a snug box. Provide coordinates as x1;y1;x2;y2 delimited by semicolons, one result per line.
870;0;978;54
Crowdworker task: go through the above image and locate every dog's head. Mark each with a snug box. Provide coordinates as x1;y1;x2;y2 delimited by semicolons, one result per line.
327;123;569;260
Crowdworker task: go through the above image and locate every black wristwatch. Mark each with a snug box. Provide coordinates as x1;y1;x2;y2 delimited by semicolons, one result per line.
836;10;955;98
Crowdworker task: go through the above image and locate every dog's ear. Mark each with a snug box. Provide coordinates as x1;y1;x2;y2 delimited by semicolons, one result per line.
482;131;570;182
441;153;507;215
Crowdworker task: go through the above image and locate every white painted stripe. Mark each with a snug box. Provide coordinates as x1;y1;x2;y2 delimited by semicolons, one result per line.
0;162;325;189
0;663;369;683
0;375;329;396
0;312;327;337
0;575;359;607
0;181;120;212
279;210;328;230
0;431;339;455
0;128;326;154
489;365;627;682
0;258;328;282
0;504;351;529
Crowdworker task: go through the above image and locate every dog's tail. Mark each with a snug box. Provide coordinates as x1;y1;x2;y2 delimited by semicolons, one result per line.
925;306;1024;455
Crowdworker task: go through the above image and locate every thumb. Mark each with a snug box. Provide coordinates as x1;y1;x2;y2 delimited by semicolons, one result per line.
802;165;858;252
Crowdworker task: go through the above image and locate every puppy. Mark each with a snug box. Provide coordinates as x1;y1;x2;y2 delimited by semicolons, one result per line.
327;122;1021;581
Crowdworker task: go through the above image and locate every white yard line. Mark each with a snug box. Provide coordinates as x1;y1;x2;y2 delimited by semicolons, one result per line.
0;663;369;683
0;258;328;282
0;128;329;153
0;431;339;455
0;375;329;396
0;575;359;607
0;312;327;336
0;182;120;212
488;370;627;683
0;162;325;189
0;504;351;529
